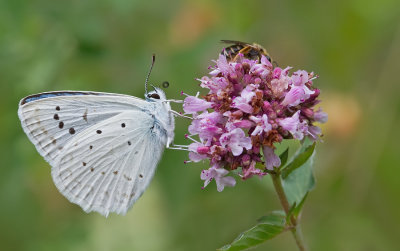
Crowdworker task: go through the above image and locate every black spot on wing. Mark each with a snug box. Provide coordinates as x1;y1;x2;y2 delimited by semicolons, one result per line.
20;91;100;105
83;109;88;122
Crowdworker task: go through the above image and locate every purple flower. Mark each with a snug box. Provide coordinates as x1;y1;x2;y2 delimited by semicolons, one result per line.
183;95;213;114
270;76;290;98
199;76;229;94
241;84;258;100
314;108;328;123
231;119;253;129
250;114;272;136
220;128;252;156
250;55;272;79
188;142;209;162
307;125;322;141
188;111;223;144
263;146;281;170
209;54;236;76
242;161;267;179
225;118;254;131
292;70;309;86
273;67;282;78
280;70;315;106
232;84;258;113
278;111;308;140
281;85;315;107
232;96;253;113
201;166;236;192
261;54;273;68
181;48;326;191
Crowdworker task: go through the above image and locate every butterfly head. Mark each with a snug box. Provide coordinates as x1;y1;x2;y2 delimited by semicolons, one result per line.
145;87;166;102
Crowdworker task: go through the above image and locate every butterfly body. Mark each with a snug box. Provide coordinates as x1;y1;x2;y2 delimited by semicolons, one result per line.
18;88;174;216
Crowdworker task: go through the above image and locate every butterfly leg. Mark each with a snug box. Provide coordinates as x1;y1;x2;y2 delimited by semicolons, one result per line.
164;99;183;103
170;110;192;119
167;146;190;151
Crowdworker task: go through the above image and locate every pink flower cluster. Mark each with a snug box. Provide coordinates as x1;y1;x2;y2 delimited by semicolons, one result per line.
182;53;327;191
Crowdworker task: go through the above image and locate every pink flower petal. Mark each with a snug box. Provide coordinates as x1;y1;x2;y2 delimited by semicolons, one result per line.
242;161;267;179
183;96;212;114
220;128;252;156
200;166;236;192
263;146;281;170
249;114;272;136
314;108;328;123
232;97;253;113
292;70;309;86
279;111;307;140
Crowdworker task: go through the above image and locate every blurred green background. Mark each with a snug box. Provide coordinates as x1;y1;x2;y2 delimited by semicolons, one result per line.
1;0;400;250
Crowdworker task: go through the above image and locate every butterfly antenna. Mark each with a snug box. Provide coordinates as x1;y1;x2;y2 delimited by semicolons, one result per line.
145;54;156;95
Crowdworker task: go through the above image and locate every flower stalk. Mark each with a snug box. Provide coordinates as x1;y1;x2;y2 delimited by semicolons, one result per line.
266;147;307;251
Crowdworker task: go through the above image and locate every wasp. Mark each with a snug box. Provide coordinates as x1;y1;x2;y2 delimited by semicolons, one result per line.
220;40;273;64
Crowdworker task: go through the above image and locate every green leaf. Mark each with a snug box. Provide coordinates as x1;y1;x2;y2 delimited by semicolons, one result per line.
219;211;286;251
257;210;286;225
278;147;289;169
282;140;315;206
281;143;315;179
286;193;308;223
286;202;297;223
292;192;308;218
282;143;315;205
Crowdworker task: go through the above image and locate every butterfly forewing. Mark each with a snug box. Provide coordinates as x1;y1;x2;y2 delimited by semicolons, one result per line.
18;91;149;166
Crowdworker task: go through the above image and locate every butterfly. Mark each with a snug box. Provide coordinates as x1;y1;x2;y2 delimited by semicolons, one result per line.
18;55;176;217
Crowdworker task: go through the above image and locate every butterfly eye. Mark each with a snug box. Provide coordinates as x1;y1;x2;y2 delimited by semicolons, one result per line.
148;93;160;99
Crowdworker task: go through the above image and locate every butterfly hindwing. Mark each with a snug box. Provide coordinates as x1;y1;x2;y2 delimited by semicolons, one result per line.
18;91;149;166
52;110;167;216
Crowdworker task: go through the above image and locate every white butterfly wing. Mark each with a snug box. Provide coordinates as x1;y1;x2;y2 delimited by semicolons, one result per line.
18;91;149;166
52;110;166;216
18;91;168;216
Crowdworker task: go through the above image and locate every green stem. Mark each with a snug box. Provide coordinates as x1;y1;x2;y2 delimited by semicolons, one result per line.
270;173;307;251
265;147;308;251
291;224;306;251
